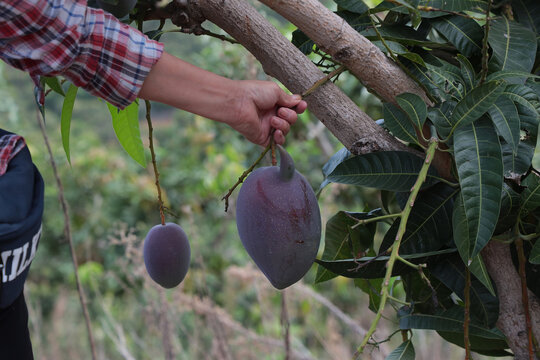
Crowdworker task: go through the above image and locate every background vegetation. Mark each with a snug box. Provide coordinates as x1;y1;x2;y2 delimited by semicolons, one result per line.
0;1;525;359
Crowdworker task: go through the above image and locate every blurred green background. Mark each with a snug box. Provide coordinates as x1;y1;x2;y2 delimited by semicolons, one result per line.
0;6;503;359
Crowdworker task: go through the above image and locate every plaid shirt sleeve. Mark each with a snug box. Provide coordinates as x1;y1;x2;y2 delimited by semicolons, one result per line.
0;0;164;109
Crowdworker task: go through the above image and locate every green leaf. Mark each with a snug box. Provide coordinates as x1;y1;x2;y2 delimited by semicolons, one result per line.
520;172;540;217
456;54;476;92
354;278;383;313
336;11;371;32
107;102;146;167
488;17;537;74
396;92;427;130
371;40;409;55
486;70;540;82
448;81;505;137
399;306;507;339
427;62;466;100
399;52;426;67
318;147;351;193
382;0;487;19
43;76;65;96
361;25;437;47
437;331;511;356
60;84;78;164
428;101;456;139
502;141;534;178
453;118;503;262
530;240;540;264
379;183;459;255
401;58;446;101
383;103;420;144
291;30;314;55
385;340;415;360
315;248;457;279
487;96;521;154
327;151;442;191
430;15;483;56
334;0;369;14
512;0;540;35
315;210;380;283
501;84;540;115
495;183;521;235
469;254;496;296
429;254;498;327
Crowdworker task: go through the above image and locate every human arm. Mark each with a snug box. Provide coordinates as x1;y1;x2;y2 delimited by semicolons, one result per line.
138;52;307;145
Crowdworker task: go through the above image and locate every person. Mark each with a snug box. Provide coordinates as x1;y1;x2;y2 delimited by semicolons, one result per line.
0;0;308;358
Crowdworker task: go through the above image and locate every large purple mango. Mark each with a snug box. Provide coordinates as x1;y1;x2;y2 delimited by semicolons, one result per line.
236;145;321;289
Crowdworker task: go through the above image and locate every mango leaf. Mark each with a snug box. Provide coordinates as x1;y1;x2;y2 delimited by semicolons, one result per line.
402;271;454;314
354;278;383;313
486;70;540;82
402;58;447;101
334;0;369;14
60;84;78;164
371;40;409;55
382;0;486;19
502;84;540;115
383;103;420;145
315;210;381;283
530;240;540;264
291;30;315;55
427;62;465;100
437;331;511;356
495;183;521;235
336;10;371;31
361;25;438;47
469;254;496;296
429;254;498;327
502;141;534;178
453;118;503;262
448;81;505;137
520;172;540;218
456;54;476;92
107;101;146;167
399;306;507;340
430;15;482;56
379;183;459;255
385;341;415;360
512;0;540;36
396;92;427;130
487;96;520;154
428;101;456;139
315;248;457;279
318;147;351;192
399;52;426;67
488;18;537;74
327;151;442;191
43;76;65;96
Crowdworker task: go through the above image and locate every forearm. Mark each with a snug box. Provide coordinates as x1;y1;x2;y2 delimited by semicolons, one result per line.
138;52;239;124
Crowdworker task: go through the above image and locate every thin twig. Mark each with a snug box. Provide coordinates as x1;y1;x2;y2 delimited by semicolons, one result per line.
516;237;535;360
353;138;438;358
464;266;472;360
479;0;493;85
36;111;97;360
281;291;291;360
222;144;272;212
145;100;166;225
302;65;346;98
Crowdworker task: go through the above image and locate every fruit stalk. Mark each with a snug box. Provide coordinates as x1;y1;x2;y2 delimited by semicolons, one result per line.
145;100;166;225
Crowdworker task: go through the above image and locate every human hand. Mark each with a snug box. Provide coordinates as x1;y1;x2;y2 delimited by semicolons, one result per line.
229;80;307;146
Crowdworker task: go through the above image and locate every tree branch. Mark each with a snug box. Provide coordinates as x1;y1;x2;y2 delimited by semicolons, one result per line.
195;0;410;155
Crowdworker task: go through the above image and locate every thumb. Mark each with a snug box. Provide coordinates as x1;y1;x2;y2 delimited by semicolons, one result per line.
276;91;303;108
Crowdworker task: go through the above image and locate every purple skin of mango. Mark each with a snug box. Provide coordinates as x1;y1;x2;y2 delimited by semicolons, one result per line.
143;222;191;289
236;146;321;289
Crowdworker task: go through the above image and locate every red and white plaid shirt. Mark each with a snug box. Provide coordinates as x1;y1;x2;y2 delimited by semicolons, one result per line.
0;0;164;109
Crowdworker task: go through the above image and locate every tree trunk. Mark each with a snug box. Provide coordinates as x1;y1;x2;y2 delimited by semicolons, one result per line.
482;241;540;359
195;0;408;155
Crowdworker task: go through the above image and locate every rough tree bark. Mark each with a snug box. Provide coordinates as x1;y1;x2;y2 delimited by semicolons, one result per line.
183;0;540;356
195;0;408;155
482;241;540;360
256;0;432;107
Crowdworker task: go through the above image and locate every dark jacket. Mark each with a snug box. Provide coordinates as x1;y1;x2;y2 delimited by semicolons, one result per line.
0;129;44;308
